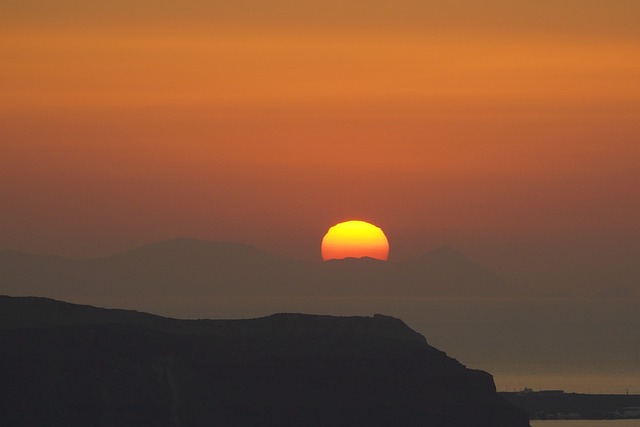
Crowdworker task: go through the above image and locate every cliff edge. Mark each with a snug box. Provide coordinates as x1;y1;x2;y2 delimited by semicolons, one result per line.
0;296;529;426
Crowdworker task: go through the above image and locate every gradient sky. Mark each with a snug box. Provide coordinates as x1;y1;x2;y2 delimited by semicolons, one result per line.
2;1;639;286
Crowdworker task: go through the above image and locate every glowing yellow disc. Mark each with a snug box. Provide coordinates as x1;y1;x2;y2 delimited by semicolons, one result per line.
321;220;389;261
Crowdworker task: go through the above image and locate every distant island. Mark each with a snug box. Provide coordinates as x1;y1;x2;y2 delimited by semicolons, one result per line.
0;238;515;300
501;389;640;420
0;295;529;427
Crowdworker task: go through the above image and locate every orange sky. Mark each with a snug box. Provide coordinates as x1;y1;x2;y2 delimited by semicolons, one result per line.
1;1;639;268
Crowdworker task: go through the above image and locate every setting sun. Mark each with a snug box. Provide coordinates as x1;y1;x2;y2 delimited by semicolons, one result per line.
321;220;389;261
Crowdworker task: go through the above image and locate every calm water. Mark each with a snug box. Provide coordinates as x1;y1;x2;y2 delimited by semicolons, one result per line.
531;421;640;427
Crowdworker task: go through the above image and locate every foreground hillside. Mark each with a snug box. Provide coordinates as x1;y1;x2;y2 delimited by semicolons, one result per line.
0;296;529;427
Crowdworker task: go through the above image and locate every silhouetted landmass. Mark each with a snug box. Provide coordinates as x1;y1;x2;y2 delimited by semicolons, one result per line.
0;238;516;299
500;391;640;419
0;295;529;426
594;286;637;298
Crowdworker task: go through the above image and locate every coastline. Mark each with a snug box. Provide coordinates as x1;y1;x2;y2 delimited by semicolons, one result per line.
500;391;640;420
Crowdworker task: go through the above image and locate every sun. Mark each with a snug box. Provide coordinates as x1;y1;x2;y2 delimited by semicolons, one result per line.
321;220;389;261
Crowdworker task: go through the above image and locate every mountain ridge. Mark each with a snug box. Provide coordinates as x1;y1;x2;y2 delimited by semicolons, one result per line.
0;238;515;299
0;295;427;344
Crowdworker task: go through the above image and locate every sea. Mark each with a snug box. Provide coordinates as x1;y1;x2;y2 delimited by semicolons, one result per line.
531;421;640;427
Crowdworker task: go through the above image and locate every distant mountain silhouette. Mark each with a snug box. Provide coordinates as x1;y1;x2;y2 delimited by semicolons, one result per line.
593;285;637;298
0;239;306;298
0;238;514;298
0;296;529;426
393;246;511;296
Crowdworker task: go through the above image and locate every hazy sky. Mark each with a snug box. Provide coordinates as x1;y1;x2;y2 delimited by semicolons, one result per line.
2;1;639;277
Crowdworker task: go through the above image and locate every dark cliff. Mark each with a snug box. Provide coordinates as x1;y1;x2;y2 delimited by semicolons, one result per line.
0;296;529;426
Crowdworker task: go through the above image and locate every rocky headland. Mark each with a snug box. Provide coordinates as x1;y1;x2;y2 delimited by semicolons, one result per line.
0;295;529;426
